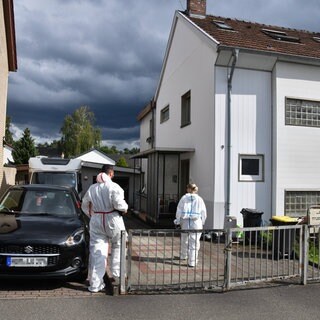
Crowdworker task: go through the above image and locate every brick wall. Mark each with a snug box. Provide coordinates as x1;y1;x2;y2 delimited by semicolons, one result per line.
187;0;206;18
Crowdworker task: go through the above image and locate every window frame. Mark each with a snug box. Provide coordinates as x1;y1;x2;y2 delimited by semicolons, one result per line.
285;97;320;128
160;105;170;124
285;190;320;217
238;154;264;182
181;90;191;128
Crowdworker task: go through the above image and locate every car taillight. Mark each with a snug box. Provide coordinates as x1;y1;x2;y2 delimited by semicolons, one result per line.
76;201;81;209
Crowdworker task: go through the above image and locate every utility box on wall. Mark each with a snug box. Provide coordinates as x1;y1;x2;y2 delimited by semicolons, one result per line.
308;206;320;226
224;216;237;229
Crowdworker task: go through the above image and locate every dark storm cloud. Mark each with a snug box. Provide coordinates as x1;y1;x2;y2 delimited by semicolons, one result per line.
7;0;320;149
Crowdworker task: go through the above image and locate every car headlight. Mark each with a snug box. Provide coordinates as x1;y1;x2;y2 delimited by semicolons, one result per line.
65;228;84;246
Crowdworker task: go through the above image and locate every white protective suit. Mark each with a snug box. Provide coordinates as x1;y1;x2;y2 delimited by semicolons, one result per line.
81;173;128;292
175;193;207;267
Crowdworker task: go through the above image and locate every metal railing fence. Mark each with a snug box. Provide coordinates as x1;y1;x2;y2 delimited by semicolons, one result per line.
118;224;320;294
124;229;226;294
224;225;303;290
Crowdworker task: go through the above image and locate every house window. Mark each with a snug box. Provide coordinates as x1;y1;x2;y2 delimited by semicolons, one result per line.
181;90;191;127
239;154;264;182
285;191;320;217
285;98;320;127
160;105;169;123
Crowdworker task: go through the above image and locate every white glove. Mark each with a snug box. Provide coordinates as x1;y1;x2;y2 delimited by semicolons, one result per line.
173;218;180;225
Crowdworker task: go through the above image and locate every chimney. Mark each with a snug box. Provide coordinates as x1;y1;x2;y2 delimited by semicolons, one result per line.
187;0;206;19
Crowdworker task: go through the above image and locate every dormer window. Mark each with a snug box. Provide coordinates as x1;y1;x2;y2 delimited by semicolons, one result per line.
213;20;233;30
262;28;300;43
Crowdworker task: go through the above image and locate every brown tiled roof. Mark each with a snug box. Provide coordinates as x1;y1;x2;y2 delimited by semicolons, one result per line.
185;13;320;60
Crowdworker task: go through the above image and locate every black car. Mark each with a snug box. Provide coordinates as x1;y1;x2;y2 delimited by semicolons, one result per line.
0;184;89;280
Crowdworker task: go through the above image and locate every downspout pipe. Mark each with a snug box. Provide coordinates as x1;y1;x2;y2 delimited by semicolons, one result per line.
151;99;156;149
226;49;239;217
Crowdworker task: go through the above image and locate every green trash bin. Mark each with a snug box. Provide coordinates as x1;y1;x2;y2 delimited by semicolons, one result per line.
270;216;298;259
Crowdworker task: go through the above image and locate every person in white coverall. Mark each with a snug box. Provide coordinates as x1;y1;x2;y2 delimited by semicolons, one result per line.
174;183;207;267
81;164;128;293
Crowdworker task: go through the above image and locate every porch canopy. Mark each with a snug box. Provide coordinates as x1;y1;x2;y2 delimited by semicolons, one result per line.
130;147;195;159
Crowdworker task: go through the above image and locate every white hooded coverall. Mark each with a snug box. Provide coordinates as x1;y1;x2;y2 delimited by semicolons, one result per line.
82;173;128;292
175;193;207;267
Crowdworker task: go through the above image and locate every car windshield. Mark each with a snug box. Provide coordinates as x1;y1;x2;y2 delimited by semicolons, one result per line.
0;189;77;217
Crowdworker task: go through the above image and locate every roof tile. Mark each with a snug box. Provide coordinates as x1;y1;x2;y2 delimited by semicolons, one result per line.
185;13;320;59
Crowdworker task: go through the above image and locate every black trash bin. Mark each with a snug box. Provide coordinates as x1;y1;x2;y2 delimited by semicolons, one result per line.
241;208;263;244
270;216;298;259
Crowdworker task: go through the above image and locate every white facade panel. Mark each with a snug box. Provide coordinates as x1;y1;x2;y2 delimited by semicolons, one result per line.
274;62;320;215
139;112;152;152
215;67;272;228
155;17;218;226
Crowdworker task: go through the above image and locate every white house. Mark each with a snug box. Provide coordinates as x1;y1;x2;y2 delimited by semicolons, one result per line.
133;0;320;228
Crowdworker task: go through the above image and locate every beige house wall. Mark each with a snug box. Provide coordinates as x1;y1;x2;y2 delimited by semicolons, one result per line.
1;166;16;197
0;1;11;195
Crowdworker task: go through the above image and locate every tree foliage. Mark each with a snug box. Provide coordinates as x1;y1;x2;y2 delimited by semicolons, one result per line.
99;145;139;155
12;128;37;164
99;145;118;154
116;156;129;168
5;116;14;145
60;106;101;157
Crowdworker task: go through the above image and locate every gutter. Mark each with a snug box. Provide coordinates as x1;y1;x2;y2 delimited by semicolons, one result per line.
226;49;239;217
217;45;320;66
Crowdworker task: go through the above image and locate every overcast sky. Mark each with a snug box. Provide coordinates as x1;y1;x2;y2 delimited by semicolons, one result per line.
7;0;320;150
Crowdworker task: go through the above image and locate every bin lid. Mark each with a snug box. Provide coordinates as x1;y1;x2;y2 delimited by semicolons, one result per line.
240;208;263;215
271;216;298;223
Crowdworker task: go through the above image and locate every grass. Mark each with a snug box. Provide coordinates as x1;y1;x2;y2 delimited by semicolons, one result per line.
308;237;320;265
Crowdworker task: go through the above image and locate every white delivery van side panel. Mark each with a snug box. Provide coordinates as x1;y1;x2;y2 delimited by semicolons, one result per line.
29;157;82;172
273;62;320;215
215;67;272;228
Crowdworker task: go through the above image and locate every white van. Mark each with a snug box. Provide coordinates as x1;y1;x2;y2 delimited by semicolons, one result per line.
29;157;83;196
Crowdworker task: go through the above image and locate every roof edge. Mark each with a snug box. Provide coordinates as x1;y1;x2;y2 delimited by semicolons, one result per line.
154;11;220;102
3;0;17;72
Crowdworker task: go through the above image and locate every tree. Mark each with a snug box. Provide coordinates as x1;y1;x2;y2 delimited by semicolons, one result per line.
124;148;140;154
12;128;37;164
5;116;14;145
99;145;119;154
60;106;101;157
116;156;128;168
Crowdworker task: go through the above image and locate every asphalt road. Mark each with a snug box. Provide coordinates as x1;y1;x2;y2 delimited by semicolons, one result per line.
1;283;320;320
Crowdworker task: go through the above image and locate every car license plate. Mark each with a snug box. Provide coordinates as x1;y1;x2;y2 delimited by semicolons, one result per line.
6;257;48;267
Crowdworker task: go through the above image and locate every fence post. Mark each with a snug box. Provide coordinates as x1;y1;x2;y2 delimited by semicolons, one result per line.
301;225;308;285
224;229;232;291
119;230;127;294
